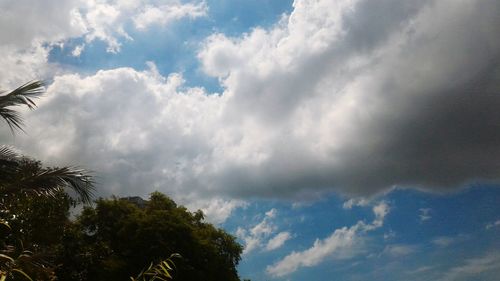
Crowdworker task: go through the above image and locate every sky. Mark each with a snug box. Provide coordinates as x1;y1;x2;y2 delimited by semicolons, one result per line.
0;0;499;280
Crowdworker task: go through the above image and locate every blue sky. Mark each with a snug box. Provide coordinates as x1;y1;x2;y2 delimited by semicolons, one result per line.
1;0;500;280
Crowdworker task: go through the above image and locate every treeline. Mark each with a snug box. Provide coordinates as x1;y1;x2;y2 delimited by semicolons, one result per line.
2;190;243;280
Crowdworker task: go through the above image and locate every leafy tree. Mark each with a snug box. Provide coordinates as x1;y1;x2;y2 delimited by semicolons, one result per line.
0;81;95;280
56;192;243;281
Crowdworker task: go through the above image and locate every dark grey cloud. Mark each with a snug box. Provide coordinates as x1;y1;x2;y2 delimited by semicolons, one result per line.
200;0;500;197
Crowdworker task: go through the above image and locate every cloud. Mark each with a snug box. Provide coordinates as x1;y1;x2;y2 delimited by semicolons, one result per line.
485;220;500;230
0;0;85;48
419;208;432;222
382;244;417;257
0;0;208;55
343;198;370;209
265;232;291;251
266;202;389;277
407;265;434;275
133;1;207;30
431;234;468;248
2;0;500;204
0;44;51;88
438;252;500;281
1;66;224;201
197;0;500;198
236;208;292;254
76;0;207;53
71;44;85;57
186;198;247;225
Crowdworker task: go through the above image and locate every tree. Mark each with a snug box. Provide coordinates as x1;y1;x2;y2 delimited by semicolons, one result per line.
56;192;243;281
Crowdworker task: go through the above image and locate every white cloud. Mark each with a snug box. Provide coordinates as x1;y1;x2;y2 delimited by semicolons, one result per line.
265;208;277;218
133;1;207;30
265;232;291;251
236;208;291;255
485;220;500;230
382;244;417;257
431;234;468;248
407;265;434;275
2;0;500;205
76;0;207;53
71;44;85;57
0;0;86;48
438;252;500;281
266;201;389;277
267;225;359;277
419;208;432;222
186;198;247;225
343;198;369;209
196;0;500;198
1;67;225;202
0;0;207;55
0;44;51;88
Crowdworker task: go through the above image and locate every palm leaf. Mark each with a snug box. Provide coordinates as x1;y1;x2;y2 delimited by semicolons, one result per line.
11;269;33;281
0;81;44;133
131;254;181;281
0;147;95;204
0;165;95;204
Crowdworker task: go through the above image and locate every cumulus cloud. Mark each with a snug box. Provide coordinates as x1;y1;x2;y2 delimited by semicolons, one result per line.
0;0;207;55
236;209;291;254
2;0;500;206
0;45;51;88
197;0;500;198
266;202;389;277
75;0;207;52
186;198;247;225
133;1;207;30
1;66;224;199
0;0;85;48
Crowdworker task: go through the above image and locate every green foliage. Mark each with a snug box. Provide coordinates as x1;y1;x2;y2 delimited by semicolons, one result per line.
56;192;243;281
0;81;95;203
0;81;44;133
131;253;181;281
0;81;94;280
0;219;56;281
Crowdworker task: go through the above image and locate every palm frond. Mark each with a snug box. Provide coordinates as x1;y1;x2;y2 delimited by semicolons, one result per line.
0;146;21;161
0;146;22;185
0;81;44;133
0;153;95;204
131;254;181;281
5;167;94;204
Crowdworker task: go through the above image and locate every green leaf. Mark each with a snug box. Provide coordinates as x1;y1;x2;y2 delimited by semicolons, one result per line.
0;254;14;263
11;269;34;281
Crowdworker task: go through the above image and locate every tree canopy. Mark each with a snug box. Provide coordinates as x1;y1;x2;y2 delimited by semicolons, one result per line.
55;192;243;281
